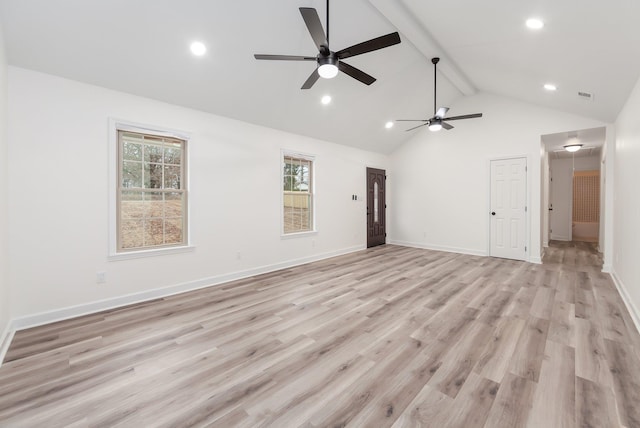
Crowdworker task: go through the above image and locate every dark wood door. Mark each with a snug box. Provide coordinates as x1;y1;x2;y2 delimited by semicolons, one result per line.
367;168;386;248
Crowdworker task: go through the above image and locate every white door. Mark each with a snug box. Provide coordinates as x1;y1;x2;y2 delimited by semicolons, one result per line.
490;157;527;261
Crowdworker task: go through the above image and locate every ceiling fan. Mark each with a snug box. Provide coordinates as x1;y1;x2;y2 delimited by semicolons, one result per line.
397;57;483;132
254;0;401;89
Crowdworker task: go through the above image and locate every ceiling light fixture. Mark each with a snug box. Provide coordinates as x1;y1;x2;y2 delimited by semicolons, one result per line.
318;56;339;79
321;95;332;105
564;144;583;152
190;41;207;56
385;121;394;129
428;120;443;132
544;83;557;91
526;18;544;30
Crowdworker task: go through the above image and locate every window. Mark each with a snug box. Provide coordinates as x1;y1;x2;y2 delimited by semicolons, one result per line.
283;154;314;234
117;130;187;252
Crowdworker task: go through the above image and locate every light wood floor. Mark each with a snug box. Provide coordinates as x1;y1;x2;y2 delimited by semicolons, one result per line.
1;242;640;427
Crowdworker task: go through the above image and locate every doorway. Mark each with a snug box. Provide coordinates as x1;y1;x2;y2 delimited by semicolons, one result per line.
489;157;527;261
366;167;386;248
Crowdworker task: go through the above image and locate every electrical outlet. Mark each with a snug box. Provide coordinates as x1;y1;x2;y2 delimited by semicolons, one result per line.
96;271;107;284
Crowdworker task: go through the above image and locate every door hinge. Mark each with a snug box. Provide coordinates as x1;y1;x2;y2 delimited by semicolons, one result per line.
525;206;527;212
385;233;387;237
525;166;528;172
525;246;527;252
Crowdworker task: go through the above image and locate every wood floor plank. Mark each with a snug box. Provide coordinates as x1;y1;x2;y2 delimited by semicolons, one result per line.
574;317;612;387
483;372;536;428
441;372;499;428
0;242;638;427
508;316;550;382
474;316;526;383
548;300;576;348
390;384;452;428
603;338;640;427
575;376;620;428
526;340;576;428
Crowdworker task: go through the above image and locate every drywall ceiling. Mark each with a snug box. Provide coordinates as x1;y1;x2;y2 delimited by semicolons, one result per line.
0;0;638;154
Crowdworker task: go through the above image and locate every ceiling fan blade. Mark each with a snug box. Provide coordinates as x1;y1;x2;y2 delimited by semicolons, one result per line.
301;68;320;90
444;113;483;121
299;8;328;53
442;122;454;130
338;61;376;85
254;54;317;61
435;107;449;118
405;123;429;132
335;32;401;59
396;119;429;122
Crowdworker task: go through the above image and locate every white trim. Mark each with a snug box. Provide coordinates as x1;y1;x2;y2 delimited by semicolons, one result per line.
602;263;612;273
389;239;487;257
610;269;640;336
8;245;365;333
108;245;195;261
108;118;192;259
280;230;318;240
0;324;15;365
529;256;543;264
550;234;571;241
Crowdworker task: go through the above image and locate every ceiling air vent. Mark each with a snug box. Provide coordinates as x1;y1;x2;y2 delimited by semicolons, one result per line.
577;91;594;101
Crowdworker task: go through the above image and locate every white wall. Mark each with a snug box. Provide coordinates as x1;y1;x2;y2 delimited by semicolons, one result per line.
0;23;10;346
7;67;388;322
613;75;640;328
549;155;601;241
389;92;604;262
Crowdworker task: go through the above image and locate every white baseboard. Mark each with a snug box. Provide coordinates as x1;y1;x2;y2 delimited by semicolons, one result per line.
550;234;571;241
9;245;365;334
530;255;543;264
602;263;612;273
389;240;487;257
610;269;640;336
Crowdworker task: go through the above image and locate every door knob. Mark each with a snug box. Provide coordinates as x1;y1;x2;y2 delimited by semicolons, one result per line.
491;212;496;216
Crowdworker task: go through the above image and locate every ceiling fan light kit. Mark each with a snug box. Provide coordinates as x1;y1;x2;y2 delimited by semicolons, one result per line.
318;55;339;79
428;120;442;132
254;0;401;89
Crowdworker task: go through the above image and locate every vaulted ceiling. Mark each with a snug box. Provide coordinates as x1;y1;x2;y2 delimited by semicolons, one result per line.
1;0;639;154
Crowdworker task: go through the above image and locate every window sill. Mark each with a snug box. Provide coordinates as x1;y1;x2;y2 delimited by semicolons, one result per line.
281;230;318;239
109;245;195;261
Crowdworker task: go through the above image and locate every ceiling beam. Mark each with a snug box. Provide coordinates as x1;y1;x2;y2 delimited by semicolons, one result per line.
367;0;476;96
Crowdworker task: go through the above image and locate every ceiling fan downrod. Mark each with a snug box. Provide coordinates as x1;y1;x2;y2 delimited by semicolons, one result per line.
432;57;439;115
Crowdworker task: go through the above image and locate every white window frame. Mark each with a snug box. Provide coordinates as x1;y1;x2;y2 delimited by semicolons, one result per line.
108;119;194;260
281;150;316;237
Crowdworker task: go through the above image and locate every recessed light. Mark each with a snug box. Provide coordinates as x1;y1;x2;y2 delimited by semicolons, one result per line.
321;95;332;105
385;121;394;129
544;83;557;91
526;18;544;30
190;41;207;56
